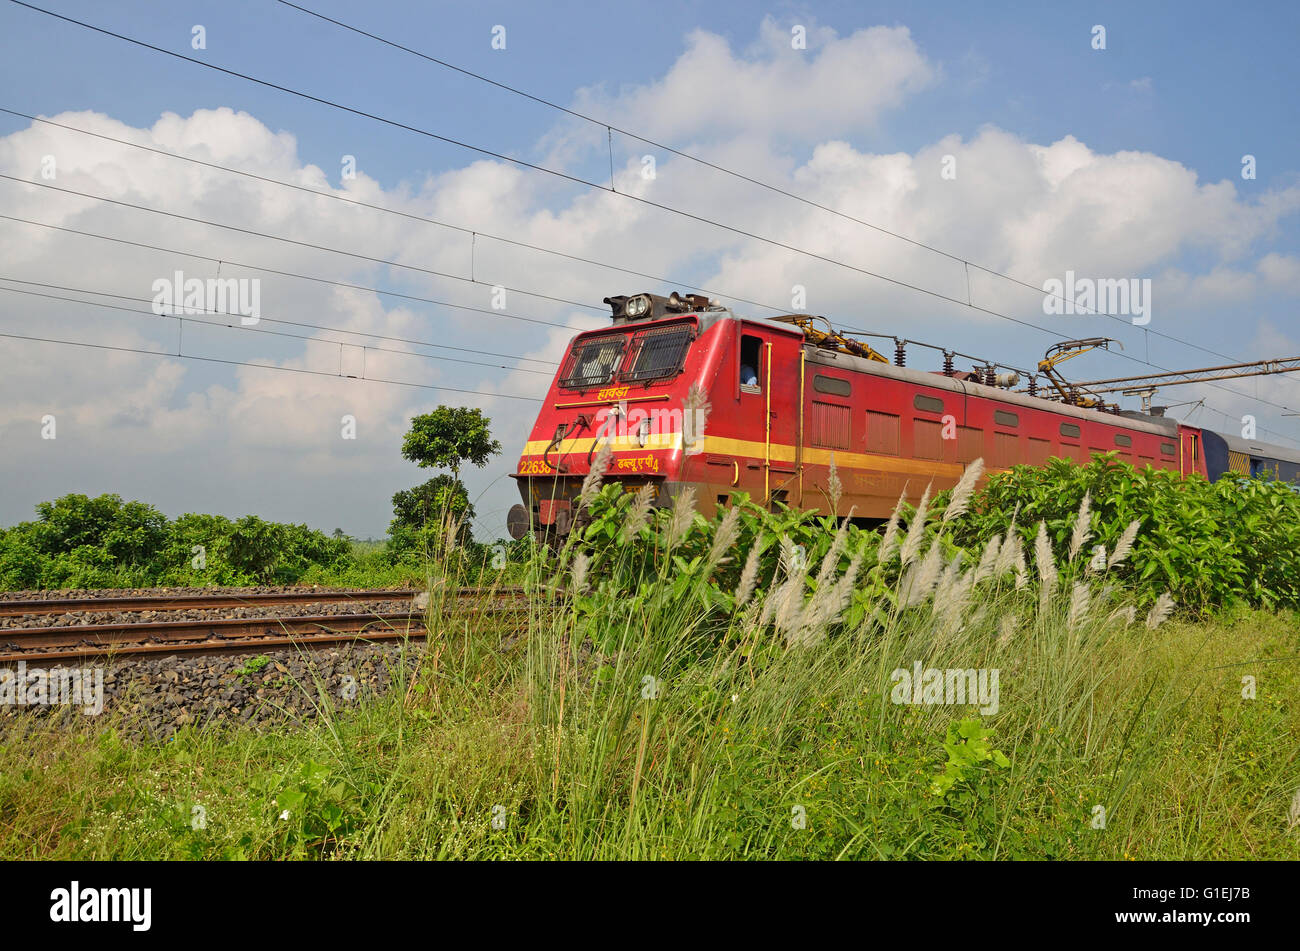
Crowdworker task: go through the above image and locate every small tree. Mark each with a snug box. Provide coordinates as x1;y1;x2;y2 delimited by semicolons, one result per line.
401;406;501;483
389;476;476;557
394;407;500;557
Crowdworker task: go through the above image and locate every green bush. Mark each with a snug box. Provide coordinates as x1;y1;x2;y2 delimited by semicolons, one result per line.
949;454;1300;613
0;494;357;590
387;475;475;561
0;523;42;588
4;470;1299;860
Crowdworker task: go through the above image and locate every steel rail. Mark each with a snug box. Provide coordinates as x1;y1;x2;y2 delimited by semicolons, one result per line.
0;606;531;665
0;586;529;618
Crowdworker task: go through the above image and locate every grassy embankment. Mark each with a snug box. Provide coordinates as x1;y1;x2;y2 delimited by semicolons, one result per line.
2;459;1297;860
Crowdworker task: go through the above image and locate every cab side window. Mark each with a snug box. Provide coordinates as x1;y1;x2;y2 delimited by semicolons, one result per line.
740;334;762;391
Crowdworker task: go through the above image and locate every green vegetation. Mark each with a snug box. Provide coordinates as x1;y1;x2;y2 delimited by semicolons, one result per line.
0;493;363;589
950;454;1300;613
388;406;503;564
400;405;501;482
0;405;512;591
1;458;1296;860
0;491;522;591
387;476;475;560
233;656;272;679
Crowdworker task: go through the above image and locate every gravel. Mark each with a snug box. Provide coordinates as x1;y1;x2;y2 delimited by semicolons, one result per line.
0;598;418;630
0;584;410;602
0;585;538;742
0;642;427;742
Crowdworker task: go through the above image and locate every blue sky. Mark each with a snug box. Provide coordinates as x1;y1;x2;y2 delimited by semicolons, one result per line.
1;0;1298;537
7;1;1297;192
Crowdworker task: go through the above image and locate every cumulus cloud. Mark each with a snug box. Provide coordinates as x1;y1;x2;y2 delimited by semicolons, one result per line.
567;17;935;146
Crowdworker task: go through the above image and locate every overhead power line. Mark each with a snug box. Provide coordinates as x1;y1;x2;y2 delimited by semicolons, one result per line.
6;169;1292;415
0;173;602;315
0;279;558;375
1073;356;1300;394
2;189;1297;442
0;212;593;334
271;0;1250;362
0;106;786;322
271;0;1270;373
1;109;1030;376
0;273;559;366
7;283;1295;446
0;324;545;401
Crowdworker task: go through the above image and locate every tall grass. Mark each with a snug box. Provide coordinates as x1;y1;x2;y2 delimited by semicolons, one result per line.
0;465;1297;860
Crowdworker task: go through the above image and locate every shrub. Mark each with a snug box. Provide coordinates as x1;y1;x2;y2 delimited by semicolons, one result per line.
0;496;359;590
387;475;475;561
949;454;1300;612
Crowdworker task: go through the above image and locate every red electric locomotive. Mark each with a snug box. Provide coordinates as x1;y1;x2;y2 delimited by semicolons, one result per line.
506;291;1293;541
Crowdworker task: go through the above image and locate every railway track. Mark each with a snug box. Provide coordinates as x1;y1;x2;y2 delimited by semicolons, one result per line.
0;586;530;617
0;586;532;665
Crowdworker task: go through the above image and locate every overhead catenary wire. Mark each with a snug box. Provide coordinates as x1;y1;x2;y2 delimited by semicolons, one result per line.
0;326;545;401
1;109;1030;373
0;107;789;322
2;191;1297;445
0;173;604;315
0;212;596;335
0;281;558;375
10;285;1295;447
4;23;1293;438
0;174;1033;378
3;259;1296;447
271;0;1273;373
6;177;1296;435
0;274;559;366
269;0;1251;363
7;168;1296;416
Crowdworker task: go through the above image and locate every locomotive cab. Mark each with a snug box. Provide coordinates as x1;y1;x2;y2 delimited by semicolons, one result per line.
508;293;716;541
507;292;804;542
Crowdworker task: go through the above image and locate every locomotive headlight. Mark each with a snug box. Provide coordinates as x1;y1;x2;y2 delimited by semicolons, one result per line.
637;417;651;448
626;294;651;318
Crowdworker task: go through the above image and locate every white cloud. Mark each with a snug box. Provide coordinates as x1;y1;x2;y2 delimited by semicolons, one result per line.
567;17;936;145
1258;253;1300;293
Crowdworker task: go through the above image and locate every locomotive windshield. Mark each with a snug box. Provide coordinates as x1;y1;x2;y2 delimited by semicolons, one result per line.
557;323;694;390
623;326;693;382
558;336;626;388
